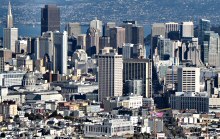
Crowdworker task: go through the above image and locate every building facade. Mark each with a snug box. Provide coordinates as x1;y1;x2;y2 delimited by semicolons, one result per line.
41;5;60;34
98;47;123;102
177;67;200;93
123;59;152;98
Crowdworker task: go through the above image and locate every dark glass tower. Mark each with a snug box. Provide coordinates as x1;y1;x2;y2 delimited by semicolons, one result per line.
41;5;60;35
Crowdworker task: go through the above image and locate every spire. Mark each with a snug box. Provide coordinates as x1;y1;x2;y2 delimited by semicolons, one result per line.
7;1;13;28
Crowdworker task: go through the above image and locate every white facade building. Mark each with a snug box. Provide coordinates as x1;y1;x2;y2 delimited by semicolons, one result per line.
181;22;194;38
178;67;200;92
84;118;134;137
0;71;26;87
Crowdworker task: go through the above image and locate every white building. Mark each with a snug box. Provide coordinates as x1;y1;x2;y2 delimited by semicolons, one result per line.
0;71;26;87
178;67;200;92
66;22;81;37
35;31;68;74
15;39;28;53
90;17;103;36
3;2;18;53
83;118;134;137
181;22;194;38
103;95;143;111
151;23;166;38
98;47;123;102
3;28;18;53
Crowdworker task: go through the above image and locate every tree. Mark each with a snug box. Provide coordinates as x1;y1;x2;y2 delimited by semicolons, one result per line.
48;111;58;118
0;133;6;138
36;114;44;120
14;115;20;123
24;113;30;117
28;113;36;121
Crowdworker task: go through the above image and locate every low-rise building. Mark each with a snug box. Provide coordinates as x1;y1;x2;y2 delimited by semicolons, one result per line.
103;95;143;111
0;100;17;118
170;92;209;113
83;118;134;137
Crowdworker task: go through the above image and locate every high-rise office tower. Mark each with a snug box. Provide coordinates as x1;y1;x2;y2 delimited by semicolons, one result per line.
110;27;125;49
121;23;134;43
122;43;134;59
99;36;110;50
7;1;13;28
151;23;166;38
15;40;28;53
86;28;100;56
34;31;68;74
124;80;143;96
178;67;200;93
165;22;179;39
67;36;77;54
203;31;220;67
77;34;86;51
123;20;137;25
123;59;152;98
180;22;194;38
66;22;81;37
133;44;146;59
103;22;116;37
90;18;103;36
157;36;174;60
41;5;60;34
35;31;54;61
165;22;179;33
3;2;18;53
53;31;68;75
198;19;211;45
132;26;144;46
98;47;123;102
0;49;12;72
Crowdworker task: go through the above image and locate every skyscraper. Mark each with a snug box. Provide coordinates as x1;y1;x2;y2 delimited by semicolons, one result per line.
77;34;87;51
151;23;166;38
165;22;179;39
3;2;18;53
203;31;220;67
99;36;110;50
66;22;81;37
98;47;123;102
0;49;12;72
41;5;60;34
86;28;100;56
121;23;134;43
34;31;68;74
180;22;194;38
123;59;152;98
90;18;103;36
103;22;116;37
7;1;13;29
198;19;211;45
110;27;125;49
53;31;68;75
132;26;144;46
